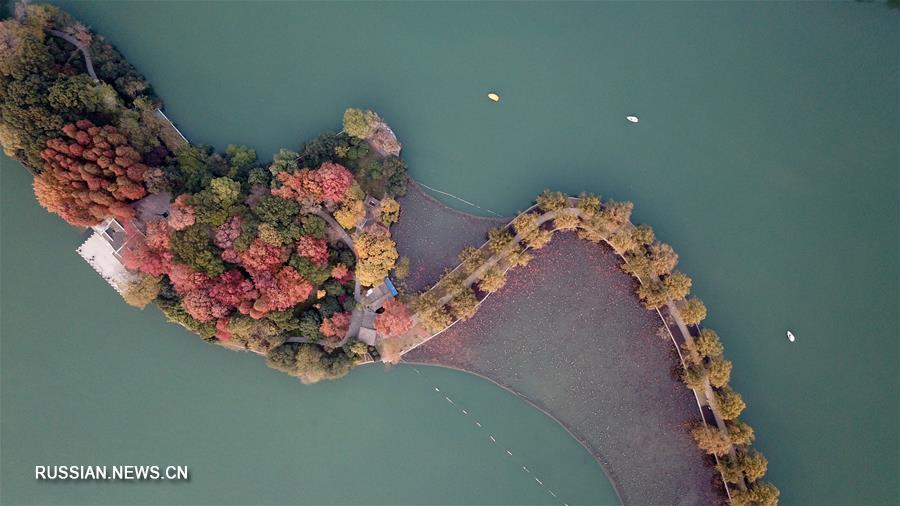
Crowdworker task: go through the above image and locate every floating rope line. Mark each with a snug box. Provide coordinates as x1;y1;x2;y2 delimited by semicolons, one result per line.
417;181;503;217
411;366;565;505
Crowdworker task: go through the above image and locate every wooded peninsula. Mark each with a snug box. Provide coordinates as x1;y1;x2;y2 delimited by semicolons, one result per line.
0;4;777;505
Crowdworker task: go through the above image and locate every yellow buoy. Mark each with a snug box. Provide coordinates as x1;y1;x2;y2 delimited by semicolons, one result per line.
487;92;500;102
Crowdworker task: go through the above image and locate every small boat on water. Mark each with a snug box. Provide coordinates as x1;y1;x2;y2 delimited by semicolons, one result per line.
626;115;639;123
787;330;796;342
487;92;500;102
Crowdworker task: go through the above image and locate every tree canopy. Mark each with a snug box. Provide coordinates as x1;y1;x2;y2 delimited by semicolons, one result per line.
354;232;398;287
375;299;413;337
34;120;164;225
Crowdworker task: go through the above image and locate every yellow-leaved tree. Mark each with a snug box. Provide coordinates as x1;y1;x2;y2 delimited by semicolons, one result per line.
354;232;398;286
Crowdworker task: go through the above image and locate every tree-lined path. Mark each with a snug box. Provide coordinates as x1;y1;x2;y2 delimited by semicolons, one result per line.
382;192;768;504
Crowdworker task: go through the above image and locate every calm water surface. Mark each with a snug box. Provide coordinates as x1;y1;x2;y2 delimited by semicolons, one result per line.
2;1;897;504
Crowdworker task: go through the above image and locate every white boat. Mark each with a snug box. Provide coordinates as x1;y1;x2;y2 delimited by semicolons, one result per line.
626;115;639;123
787;330;796;342
487;92;500;102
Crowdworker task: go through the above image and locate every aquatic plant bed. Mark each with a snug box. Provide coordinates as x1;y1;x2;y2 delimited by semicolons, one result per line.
392;182;505;292
405;232;718;505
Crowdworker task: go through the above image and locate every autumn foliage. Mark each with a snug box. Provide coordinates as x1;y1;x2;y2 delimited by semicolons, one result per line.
168;194;195;230
334;198;365;230
354;232;398;287
238;238;290;274
33;120;162;226
126;211;314;323
181;288;230;322
271;162;353;207
375;299;413;337
330;263;351;283
121;219;172;276
251;267;314;316
208;269;258;308
295;235;329;266
320;311;351;339
115;152;392;350
118;157;366;334
1;19;416;386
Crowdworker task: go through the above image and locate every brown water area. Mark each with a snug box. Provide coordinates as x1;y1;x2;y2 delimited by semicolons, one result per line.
399;194;719;504
392;182;507;292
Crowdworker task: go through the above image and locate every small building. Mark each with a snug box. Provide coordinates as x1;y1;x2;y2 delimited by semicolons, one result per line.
384;278;398;297
356;194;382;231
97;217;129;252
359;278;399;346
75;193;172;295
76;218;140;294
363;278;397;311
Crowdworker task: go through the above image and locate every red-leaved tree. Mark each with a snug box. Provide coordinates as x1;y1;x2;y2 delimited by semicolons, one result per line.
33;120;161;226
208;269;258;307
168;194;195;230
330;263;351;283
375;299;413;337
295;235;329;266
321;311;351;338
168;262;211;294
271;168;320;206
239;238;290;274
213;216;242;250
271;162;353;207
251;266;313;315
181;288;229;322
121;219;172;276
215;317;232;341
315;162;353;204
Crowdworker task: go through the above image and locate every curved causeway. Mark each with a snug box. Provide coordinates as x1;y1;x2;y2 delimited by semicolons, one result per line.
393;189;718;504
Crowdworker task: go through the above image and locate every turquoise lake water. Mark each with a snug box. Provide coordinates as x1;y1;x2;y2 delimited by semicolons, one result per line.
2;1;898;504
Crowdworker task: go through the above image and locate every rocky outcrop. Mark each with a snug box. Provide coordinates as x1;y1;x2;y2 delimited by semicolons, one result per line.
367;117;402;157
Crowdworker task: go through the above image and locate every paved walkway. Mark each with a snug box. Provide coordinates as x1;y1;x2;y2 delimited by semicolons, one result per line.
313;208;355;252
47;29;98;81
395;203;568;354
312;208;363;343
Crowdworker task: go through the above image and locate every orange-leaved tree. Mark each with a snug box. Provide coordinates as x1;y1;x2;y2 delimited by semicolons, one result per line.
375;299;413;337
33;120;163;226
